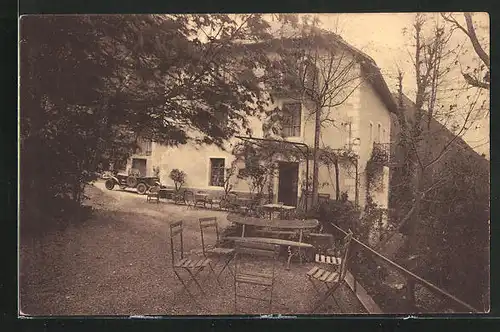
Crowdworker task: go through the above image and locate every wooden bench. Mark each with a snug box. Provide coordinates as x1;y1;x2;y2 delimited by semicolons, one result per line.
225;236;313;270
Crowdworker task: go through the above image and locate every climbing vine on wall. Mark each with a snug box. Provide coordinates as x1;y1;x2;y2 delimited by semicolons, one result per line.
365;144;388;194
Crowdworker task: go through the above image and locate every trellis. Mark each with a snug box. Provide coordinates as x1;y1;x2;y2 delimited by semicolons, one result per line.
233;136;361;210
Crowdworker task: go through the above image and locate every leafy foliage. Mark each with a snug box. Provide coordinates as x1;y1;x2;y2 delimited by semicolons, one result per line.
414;149;489;309
316;200;360;234
20;14;277;221
234;143;273;202
365;144;388;193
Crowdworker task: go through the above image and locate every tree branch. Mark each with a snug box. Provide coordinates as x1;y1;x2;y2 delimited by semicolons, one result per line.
463;12;490;69
463;73;490;89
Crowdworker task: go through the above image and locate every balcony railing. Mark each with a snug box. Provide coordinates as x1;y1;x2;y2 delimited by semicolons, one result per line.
325;222;482;313
371;142;391;165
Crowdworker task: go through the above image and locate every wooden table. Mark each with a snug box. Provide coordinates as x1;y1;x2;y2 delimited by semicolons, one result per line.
261;203;296;219
225;236;314;270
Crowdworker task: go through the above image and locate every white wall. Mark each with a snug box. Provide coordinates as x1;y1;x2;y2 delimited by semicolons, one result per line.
125;47;392;209
357;78;392;209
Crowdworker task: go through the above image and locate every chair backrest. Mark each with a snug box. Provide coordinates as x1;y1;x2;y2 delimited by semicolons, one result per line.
169;221;184;266
150;185;160;193
318;193;330;204
199;217;219;255
228;192;238;202
338;230;353;281
234;241;280;278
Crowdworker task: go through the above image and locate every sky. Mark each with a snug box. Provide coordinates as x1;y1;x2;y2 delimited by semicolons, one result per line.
309;13;490;158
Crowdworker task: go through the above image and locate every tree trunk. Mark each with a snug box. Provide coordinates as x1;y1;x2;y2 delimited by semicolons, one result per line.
405;165;423;311
311;104;322;207
407;167;423;253
334;157;340;200
354;159;359;207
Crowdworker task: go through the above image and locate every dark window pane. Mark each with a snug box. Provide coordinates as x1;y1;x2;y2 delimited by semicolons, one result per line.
282;102;301;137
210;158;225;187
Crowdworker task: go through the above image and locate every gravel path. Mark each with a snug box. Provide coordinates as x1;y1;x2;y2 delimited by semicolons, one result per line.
19;181;365;316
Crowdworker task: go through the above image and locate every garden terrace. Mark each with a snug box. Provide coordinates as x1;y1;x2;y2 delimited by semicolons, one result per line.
19;181;367;315
19;181;483;315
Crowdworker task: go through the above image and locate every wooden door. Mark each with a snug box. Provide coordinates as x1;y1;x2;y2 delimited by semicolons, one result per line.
277;162;299;206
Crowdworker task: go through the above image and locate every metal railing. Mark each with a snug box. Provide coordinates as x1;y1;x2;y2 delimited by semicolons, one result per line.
327;222;481;313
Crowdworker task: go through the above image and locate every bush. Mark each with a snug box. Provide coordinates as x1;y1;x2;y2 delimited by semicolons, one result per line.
317;199;360;234
169;169;186;192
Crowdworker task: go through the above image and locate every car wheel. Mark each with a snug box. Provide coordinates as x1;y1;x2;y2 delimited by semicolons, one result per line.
136;183;148;195
105;179;115;190
126;175;138;188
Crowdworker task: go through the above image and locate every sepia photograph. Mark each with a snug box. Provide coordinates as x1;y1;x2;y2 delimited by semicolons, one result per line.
18;13;490;316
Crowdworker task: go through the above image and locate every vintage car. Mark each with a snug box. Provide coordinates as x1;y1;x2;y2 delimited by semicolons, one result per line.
104;173;161;195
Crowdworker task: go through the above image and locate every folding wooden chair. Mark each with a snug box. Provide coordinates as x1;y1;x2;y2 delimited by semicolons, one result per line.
169;221;221;308
306;230;353;313
146;185;160;203
199;217;235;280
184;190;195;208
233;240;280;313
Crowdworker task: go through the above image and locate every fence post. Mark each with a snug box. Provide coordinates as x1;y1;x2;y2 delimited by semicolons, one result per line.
352;244;357;294
406;279;416;310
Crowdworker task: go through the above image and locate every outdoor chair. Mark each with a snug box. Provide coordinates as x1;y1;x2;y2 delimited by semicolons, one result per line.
233;241;280;313
172;190;187;205
211;195;224;211
225;192;240;212
194;191;213;209
199;217;235;280
146;185;160;203
306;230;353;313
169;220;221;308
184;190;195;207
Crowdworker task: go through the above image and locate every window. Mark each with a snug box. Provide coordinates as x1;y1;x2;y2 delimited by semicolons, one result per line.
369;122;373;142
377;123;382;143
383;128;387;143
138;137;152;155
282;102;302;137
209;158;225;187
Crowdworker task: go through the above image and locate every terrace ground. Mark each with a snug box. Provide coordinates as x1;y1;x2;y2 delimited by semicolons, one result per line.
19;181;366;316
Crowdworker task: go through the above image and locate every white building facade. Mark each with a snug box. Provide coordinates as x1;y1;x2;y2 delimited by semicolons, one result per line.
124;33;396;211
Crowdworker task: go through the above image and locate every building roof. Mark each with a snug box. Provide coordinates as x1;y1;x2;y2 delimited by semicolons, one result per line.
317;28;399;116
391;92;489;163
